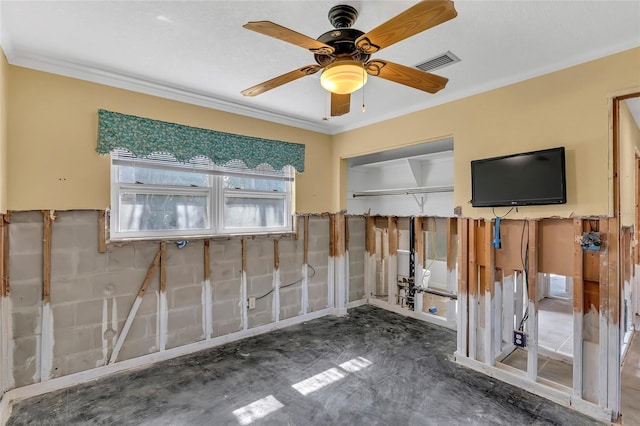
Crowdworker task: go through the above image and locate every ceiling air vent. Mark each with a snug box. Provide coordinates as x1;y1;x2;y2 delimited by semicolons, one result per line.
415;51;460;72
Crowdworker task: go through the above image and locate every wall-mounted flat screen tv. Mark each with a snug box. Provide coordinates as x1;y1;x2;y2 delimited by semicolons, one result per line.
471;147;566;207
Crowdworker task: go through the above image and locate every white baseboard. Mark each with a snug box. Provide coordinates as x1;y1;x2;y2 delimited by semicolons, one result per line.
347;299;367;309
367;297;456;330
455;354;612;423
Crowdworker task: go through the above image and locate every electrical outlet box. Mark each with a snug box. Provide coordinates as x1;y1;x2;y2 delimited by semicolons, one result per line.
513;330;526;348
248;297;256;310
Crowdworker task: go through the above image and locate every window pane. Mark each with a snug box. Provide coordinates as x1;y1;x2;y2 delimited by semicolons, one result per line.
426;231;447;262
223;175;285;192
223;196;285;228
118;165;208;187
119;193;209;232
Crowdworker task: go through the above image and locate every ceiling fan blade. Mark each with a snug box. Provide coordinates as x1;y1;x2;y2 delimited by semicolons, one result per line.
243;21;335;55
366;59;448;94
331;93;351;117
356;0;457;54
241;65;322;97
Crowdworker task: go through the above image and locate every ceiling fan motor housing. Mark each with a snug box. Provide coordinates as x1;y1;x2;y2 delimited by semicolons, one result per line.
314;28;370;66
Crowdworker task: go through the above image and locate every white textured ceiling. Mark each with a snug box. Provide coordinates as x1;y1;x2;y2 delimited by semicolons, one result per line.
1;1;639;135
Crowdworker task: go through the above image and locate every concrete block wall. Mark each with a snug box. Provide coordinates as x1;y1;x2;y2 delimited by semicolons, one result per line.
164;240;205;349
9;211;44;387
210;239;242;337
348;217;366;302
278;217;304;320
246;239;275;329
307;217;329;312
3;211;348;391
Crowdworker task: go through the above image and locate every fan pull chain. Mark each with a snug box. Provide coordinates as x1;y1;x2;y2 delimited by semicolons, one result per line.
361;66;366;112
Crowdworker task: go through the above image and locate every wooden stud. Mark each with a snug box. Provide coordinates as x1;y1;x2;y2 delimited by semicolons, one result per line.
598;218;609;407
573;218;584;399
98;210;107;253
526;220;539;382
303;215;309;265
447;217;458;293
41;211;54;304
302;217;309;315
160;241;167;294
468;219;478;360
607;216;620;414
241;238;248;331
204;240;210;281
273;239;281;322
0;215;9;298
414;217;424;312
484;220;496;366
457;218;469;357
365;216;376;255
387;217;399;306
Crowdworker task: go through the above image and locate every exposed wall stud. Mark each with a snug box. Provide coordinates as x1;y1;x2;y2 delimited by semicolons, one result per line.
98;210;107;253
526;220;538;382
203;240;212;340
159;241;167;351
573;218;584;399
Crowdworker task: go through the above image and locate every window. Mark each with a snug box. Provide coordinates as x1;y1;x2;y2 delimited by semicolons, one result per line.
110;150;294;240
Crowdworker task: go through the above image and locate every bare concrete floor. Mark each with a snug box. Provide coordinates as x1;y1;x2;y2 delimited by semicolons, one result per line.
7;306;603;425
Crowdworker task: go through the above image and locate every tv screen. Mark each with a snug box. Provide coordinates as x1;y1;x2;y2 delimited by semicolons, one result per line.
471;147;566;207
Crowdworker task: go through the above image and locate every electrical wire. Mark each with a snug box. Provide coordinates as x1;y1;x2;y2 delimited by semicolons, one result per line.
253;264;316;301
518;220;530;331
492;206;515;219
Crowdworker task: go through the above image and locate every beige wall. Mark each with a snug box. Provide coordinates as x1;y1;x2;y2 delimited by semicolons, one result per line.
0;49;7;213
619;100;640;227
333;47;640;218
6;66;333;212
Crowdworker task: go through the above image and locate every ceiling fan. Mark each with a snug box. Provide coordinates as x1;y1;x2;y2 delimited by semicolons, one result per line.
241;1;458;117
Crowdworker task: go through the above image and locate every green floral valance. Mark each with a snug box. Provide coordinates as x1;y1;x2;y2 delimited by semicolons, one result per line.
96;109;305;172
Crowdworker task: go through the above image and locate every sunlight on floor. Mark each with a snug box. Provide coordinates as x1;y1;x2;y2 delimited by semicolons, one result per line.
232;395;284;426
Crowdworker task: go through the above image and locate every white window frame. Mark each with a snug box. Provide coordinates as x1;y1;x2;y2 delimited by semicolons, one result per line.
110;151;295;241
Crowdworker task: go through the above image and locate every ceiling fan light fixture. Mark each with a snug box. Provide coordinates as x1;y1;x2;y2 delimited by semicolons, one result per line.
320;61;367;94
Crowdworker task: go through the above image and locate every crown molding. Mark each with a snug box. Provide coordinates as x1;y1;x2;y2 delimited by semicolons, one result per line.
4;46;334;135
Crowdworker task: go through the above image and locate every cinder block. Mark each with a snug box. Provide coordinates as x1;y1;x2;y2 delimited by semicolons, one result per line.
51;222;78;251
72;210;99;225
12;336;37;376
72;223;99;251
279;286;301;309
170;285;202;310
166;325;203;349
51;304;75;330
245;252;272;276
349;277;365;301
12;365;36;388
62;348;105;376
213;318;242;337
50;251;78;279
167;307;198;330
10;253;43;282
137;291;158;316
50;276;94;305
212;279;241;303
308;252;329;268
133;243;161;269
215;240;242;262
77;249;98;275
165;240;203;266
10;211;44;224
114;314;149;342
247;274;273;295
107;245;136;271
247;310;273;329
9;222;43;255
12;308;40;338
93;269;154;300
165;264;199;287
10;279;42;309
211;261;237;281
74;299;105;327
54;325;98;355
212;300;241;320
117;335;158;362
